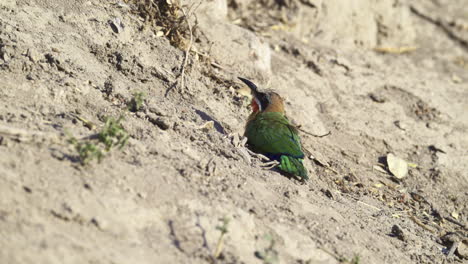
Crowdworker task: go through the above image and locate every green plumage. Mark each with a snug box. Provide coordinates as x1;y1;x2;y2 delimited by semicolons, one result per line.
245;112;308;180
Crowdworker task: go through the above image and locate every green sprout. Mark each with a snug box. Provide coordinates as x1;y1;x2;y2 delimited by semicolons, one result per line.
213;217;230;259
255;234;279;264
338;254;361;264
98;116;129;151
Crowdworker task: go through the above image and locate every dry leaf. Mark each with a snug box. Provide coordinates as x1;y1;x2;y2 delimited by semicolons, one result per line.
373;165;388;174
199;121;214;131
387;153;408;179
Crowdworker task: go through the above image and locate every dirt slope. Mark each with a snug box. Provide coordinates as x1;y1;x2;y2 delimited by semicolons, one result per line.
0;0;467;263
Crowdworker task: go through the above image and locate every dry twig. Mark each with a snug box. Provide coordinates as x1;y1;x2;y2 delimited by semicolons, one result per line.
444;216;468;230
178;7;193;91
357;200;381;211
165;2;201;96
409;214;437;234
373;46;418;54
296;124;331;138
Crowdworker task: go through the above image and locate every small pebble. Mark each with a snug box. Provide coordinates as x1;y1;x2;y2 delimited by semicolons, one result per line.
394;120;407;131
391;224;406;241
27;49;41;63
148;114;172;130
457;241;468;259
147;103;167;116
369;93;386;103
109;18;124;33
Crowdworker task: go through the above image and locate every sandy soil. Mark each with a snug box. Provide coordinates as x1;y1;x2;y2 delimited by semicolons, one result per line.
0;0;467;263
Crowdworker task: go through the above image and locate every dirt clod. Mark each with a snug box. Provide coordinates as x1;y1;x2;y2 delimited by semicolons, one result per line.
391;225;406;241
148;114;172;130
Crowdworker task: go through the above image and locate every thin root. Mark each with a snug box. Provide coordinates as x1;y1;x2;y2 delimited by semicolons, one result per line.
409;214;437;234
246;148;270;161
297;126;331;138
260;160;280;169
178;7;192;91
165;3;198;96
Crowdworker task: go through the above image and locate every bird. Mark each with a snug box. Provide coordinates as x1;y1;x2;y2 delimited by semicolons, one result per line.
239;77;308;180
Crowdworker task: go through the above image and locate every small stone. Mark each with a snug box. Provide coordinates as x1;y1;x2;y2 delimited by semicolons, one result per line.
4;24;13;33
369;93;386;103
147;103;167;116
90;217;108;230
136;111;146;118
387;153;408;179
457;241;468;259
231;133;240;147
27;49;41;63
394;120;407;131
1;51;10;62
199;121;214;132
148;114;172;130
155;31;164;37
109;18;124;33
320;188;334;199
441;232;460;244
391;224;406;241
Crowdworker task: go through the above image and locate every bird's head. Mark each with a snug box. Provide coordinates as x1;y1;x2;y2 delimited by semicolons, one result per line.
238;77;285;114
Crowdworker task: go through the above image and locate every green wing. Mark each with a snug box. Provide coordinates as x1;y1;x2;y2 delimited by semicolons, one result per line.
245;112;304;158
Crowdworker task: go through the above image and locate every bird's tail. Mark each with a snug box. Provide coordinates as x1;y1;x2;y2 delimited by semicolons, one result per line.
278;155;309;180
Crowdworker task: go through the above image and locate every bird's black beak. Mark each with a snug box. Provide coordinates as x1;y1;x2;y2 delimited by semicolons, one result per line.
238;77;259;94
238;77;270;111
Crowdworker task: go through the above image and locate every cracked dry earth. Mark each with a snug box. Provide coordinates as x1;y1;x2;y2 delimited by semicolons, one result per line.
0;0;467;264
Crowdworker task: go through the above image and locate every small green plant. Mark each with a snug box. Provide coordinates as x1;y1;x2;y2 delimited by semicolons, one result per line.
98;116;129;150
68;116;129;165
128;92;145;112
338;254;361;264
254;234;279;264
73;140;104;164
350;255;360;264
213;217;230;259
